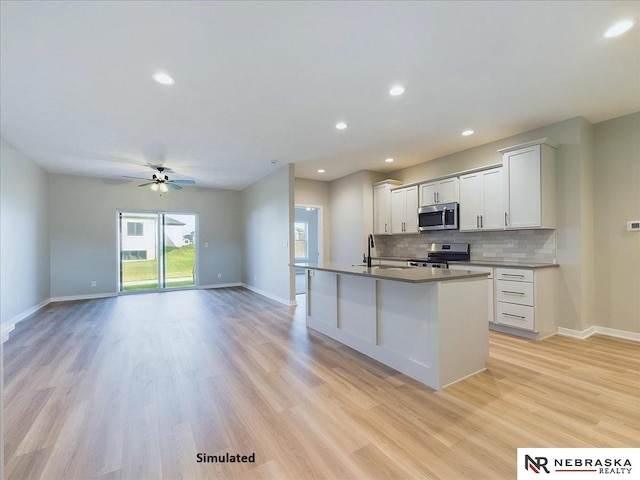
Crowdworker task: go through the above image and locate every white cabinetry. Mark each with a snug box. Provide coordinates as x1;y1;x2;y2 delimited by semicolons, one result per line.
390;186;419;234
419;177;459;206
494;267;557;339
448;264;494;323
459;167;504;232
373;180;401;235
499;139;556;229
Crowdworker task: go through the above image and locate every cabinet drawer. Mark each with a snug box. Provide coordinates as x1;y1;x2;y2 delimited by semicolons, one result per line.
497;302;534;330
496;268;533;282
497;280;533;306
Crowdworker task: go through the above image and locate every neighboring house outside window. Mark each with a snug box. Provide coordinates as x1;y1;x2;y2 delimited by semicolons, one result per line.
127;222;144;236
122;217;157;260
122;250;148;261
121;215;188;261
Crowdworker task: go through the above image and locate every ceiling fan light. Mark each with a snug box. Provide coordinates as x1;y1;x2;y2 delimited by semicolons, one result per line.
159;183;169;193
150;183;159;191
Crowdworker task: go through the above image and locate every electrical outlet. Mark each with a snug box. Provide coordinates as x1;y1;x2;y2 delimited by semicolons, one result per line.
91;280;97;287
627;220;640;232
217;273;222;279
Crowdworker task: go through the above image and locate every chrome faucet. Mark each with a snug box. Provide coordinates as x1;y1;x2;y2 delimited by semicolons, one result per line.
366;234;375;268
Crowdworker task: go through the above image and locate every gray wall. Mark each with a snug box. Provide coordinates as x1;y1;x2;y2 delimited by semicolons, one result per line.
329;170;385;264
0;138;50;325
48;173;242;298
594;112;640;334
241;164;294;304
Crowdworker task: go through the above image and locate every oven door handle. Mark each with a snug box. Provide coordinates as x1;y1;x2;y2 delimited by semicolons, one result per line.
441;209;446;225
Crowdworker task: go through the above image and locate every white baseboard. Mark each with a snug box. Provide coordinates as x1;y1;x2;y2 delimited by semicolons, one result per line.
1;323;15;344
557;325;639;342
199;283;242;290
1;298;51;343
50;292;117;302
241;283;296;306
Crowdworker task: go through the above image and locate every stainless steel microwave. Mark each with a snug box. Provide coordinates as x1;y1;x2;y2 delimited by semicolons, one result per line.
418;203;459;231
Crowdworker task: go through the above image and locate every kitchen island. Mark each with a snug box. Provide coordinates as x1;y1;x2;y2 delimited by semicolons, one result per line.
299;263;489;390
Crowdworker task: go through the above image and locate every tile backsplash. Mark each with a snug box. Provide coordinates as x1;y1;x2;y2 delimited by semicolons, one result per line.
374;229;556;264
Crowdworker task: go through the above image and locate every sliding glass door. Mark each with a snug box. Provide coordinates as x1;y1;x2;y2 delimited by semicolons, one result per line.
119;211;197;292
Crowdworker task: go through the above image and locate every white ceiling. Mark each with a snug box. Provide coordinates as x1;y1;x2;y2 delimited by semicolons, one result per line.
1;1;639;190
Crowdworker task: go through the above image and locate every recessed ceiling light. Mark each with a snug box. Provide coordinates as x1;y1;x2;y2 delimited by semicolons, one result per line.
389;85;405;96
317;169;325;173
385;158;395;163
335;122;347;130
462;129;474;136
152;72;175;85
604;19;635;38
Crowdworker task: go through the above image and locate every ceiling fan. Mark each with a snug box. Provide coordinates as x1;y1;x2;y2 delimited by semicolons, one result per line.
123;166;196;192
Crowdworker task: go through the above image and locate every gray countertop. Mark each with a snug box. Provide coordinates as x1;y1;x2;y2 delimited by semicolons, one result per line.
295;263;489;283
371;256;558;269
448;260;559;269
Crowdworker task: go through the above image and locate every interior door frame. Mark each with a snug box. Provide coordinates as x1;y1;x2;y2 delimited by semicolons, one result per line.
294;204;324;264
116;209;199;294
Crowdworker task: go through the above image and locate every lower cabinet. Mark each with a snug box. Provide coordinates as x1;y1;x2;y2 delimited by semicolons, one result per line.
448;265;494;323
449;264;558;340
494;267;557;339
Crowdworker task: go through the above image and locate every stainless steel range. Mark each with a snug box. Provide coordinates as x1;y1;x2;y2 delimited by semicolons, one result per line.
407;243;470;268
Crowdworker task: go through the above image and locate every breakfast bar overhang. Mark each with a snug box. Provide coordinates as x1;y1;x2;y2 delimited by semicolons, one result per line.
299;264;490;390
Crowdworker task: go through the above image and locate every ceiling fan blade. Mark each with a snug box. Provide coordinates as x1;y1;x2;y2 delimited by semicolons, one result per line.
138;182;155;187
170;179;196;185
123;175;152;181
167;183;183;190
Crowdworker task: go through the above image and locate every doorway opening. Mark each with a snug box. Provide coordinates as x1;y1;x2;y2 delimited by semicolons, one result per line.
294;205;322;295
118;211;197;293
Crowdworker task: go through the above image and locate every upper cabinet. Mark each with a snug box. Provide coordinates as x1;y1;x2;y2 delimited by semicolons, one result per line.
373;180;402;235
459;167;504;232
419;177;459;206
390;185;419;234
499;139;557;229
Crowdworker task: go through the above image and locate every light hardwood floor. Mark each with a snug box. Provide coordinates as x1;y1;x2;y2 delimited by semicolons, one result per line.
3;288;639;479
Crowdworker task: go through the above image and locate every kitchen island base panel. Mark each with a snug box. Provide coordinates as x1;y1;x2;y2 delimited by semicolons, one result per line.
306;269;488;390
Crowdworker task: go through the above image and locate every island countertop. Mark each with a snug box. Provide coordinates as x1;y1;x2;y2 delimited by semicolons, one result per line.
295;262;489;283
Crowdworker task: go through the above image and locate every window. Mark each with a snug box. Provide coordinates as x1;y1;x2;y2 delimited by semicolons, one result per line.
122;250;148;261
127;222;143;236
295;222;308;259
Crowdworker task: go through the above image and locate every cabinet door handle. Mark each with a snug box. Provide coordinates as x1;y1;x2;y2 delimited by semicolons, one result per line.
433;192;436;204
385;222;387;233
476;215;479;228
436;191;439;203
503;312;526;319
502;273;525;278
504;212;509;227
501;290;525;295
480;215;483;228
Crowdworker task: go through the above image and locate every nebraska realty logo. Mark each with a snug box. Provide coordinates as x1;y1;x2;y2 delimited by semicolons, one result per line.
517;448;639;479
